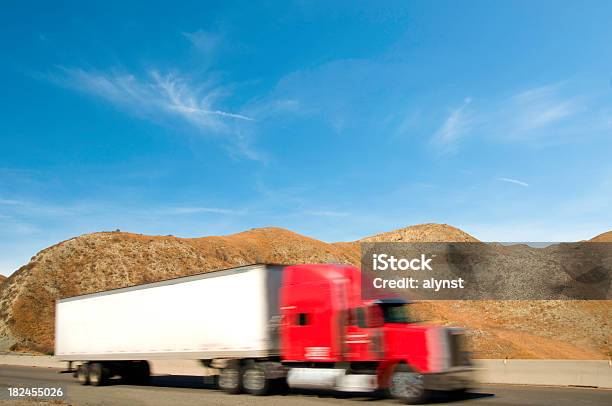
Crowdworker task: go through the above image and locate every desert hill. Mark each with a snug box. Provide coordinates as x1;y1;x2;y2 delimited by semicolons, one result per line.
0;227;357;352
361;223;479;242
0;223;609;359
591;231;612;242
0;275;5;283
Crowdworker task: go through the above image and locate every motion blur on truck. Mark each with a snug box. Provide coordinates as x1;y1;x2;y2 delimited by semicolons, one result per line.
56;264;474;404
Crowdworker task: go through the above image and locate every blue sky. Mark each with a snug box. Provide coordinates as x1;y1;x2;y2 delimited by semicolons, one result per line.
1;1;611;275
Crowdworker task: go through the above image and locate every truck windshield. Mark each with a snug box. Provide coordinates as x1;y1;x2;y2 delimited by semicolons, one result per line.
379;303;412;324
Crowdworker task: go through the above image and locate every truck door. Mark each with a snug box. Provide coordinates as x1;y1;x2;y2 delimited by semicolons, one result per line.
280;279;344;362
343;304;384;361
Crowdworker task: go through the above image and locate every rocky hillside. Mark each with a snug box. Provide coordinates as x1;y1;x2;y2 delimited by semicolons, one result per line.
0;223;609;359
361;223;479;242
0;275;5;283
591;231;612;242
0;227;357;352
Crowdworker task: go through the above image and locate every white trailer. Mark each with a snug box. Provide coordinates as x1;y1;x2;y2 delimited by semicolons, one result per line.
55;264;285;390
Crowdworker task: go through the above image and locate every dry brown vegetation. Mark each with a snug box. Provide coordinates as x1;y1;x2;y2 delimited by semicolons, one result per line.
590;231;612;242
0;223;609;359
360;223;478;243
0;401;71;406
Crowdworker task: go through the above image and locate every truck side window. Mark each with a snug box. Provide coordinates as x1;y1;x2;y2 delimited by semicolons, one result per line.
347;309;356;325
297;313;309;326
356;308;367;328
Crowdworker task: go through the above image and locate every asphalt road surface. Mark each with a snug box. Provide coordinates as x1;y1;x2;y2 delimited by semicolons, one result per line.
0;365;610;406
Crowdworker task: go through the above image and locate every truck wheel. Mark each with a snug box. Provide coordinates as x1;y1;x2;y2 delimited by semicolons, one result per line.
273;378;290;395
389;364;428;404
134;361;150;385
242;363;270;396
119;361;151;385
124;361;150;385
448;388;468;400
218;361;242;394
205;374;219;389
88;362;109;386
77;364;89;385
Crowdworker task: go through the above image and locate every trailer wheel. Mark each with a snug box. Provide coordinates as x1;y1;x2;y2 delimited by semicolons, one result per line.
218;361;242;394
388;364;428;404
88;362;109;387
123;361;150;385
77;364;89;385
242;363;270;396
273;378;290;395
134;361;150;385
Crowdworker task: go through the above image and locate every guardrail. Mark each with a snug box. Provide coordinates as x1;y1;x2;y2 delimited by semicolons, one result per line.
1;355;611;388
0;354;62;368
474;359;612;388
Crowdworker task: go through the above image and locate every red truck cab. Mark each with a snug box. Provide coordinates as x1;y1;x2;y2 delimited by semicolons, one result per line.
279;264;473;403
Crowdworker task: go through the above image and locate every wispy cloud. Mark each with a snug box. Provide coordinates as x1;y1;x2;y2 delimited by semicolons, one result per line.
55;67;253;125
304;210;350;217
0;199;91;218
171;207;245;215
182;30;222;54
431;97;472;153
49;66;263;161
502;83;582;135
150;70;254;124
498;177;529;187
429;82;607;152
0;198;23;205
243;98;302;121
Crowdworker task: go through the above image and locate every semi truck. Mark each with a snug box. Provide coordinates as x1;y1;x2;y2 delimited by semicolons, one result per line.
55;263;474;404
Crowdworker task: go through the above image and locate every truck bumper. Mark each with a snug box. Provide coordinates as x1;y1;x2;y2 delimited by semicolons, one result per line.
424;367;475;391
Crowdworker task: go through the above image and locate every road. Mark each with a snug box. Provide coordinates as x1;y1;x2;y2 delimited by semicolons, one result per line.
0;365;610;406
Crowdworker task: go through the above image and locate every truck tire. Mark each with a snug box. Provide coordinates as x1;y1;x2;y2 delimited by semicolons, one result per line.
123;361;150;385
242;362;270;396
273;378;290;395
448;388;468;401
388;364;429;404
205;374;219;389
218;361;242;394
88;362;109;387
134;361;150;385
77;364;89;385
